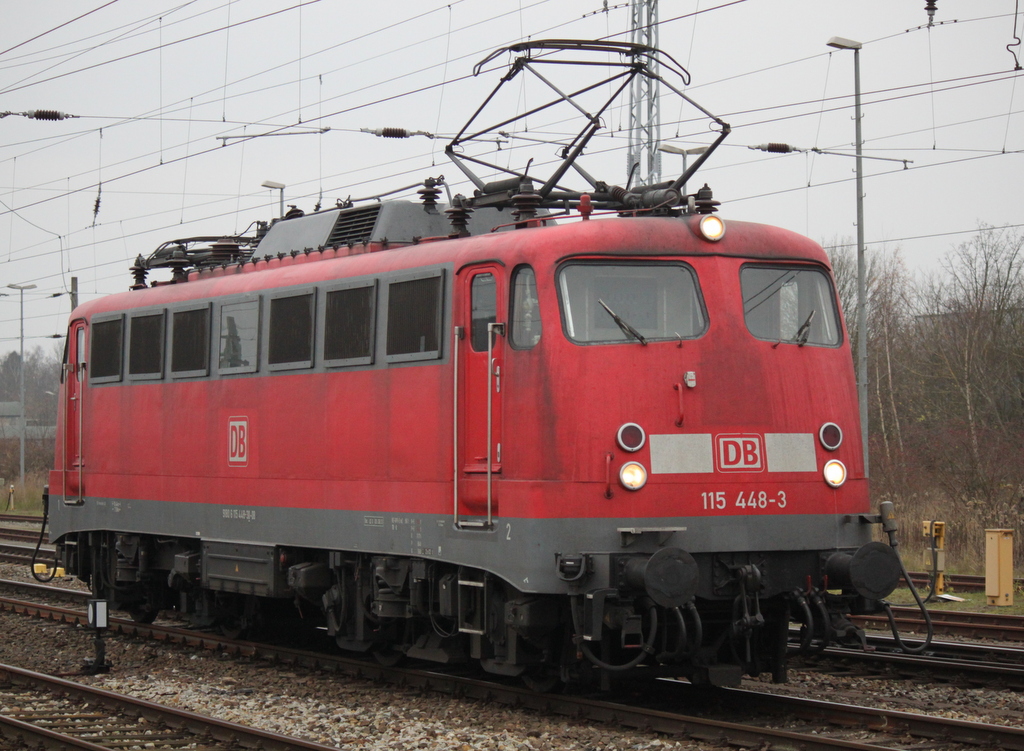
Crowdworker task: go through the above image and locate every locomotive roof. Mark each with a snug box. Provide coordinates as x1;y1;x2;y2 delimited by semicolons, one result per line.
78;212;830;318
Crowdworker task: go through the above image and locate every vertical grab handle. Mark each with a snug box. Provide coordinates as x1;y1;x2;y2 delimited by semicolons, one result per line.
674;383;684;427
605;453;614;499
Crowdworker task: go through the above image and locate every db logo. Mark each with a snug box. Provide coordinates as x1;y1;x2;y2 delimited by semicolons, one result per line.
228;417;249;466
716;434;763;472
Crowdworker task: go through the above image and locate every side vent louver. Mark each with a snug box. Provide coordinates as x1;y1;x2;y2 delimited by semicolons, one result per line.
327;205;382;247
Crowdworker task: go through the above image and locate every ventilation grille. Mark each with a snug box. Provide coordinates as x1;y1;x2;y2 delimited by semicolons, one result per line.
327;205;382;247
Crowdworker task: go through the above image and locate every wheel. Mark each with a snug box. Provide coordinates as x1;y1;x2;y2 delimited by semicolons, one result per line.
522;667;561;693
218;618;246;640
128;605;158;624
371;646;404;666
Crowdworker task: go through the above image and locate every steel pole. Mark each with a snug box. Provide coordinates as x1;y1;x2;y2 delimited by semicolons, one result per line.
853;47;868;477
18;287;25;497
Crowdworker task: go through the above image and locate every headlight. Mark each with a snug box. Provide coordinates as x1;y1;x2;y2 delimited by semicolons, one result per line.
699;214;725;242
823;459;847;488
619;462;648;491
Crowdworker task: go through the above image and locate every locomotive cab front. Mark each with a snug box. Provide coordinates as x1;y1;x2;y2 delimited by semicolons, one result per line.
491;212;902;684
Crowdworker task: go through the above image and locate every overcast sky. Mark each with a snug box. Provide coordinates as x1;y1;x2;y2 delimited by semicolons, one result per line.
0;0;1020;354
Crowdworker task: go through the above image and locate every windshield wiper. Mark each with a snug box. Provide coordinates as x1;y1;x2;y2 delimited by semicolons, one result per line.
795;309;815;346
598;299;648;345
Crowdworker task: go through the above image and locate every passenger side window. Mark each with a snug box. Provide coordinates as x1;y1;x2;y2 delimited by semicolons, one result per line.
323;282;376;366
268;291;315;369
128;312;165;379
386;272;444;362
219;298;260;374
90;316;124;382
171;306;210;376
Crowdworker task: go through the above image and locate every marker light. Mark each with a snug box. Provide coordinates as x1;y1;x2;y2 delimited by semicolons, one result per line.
823;459;847;488
699;214;725;242
619;462;648;491
616;422;646;452
819;422;843;451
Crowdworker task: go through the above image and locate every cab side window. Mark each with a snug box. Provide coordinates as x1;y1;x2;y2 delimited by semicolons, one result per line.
510;266;541;349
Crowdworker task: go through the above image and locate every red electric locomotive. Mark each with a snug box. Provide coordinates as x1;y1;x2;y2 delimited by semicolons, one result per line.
45;41;912;688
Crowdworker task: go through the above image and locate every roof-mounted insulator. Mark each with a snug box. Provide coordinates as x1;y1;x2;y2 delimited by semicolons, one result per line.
445;195;473;238
167;249;190;283
209;239;243;265
129;255;149;290
512;181;542;226
694;184;720;215
418;178;442;211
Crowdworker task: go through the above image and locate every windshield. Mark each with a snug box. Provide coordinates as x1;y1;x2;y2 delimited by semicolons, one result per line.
558;263;706;344
741;265;841;346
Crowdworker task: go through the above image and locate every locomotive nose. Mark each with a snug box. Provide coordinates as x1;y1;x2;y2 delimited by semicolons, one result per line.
825;541;902;600
623;547;700;608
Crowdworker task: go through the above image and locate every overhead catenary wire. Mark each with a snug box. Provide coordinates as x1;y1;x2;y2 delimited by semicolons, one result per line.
0;0;325;97
0;1;1004;203
3;44;1020;228
0;5;1019;305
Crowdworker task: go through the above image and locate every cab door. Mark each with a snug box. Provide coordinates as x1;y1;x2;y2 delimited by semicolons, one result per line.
61;319;87;503
456;265;505;526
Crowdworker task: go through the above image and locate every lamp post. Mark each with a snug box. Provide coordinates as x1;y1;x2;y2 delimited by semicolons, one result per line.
657;144;708;196
826;36;868;476
8;283;36;497
261;180;285;218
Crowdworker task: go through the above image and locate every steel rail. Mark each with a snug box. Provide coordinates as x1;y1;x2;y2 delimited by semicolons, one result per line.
692;684;1024;751
794;643;1024;689
0;514;43;524
855;606;1024;641
0;541;49;565
0;527;48;543
0;662;347;751
0;576;90;602
905;571;1024;592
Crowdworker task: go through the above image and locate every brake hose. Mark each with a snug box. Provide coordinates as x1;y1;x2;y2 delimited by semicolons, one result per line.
30;493;57;583
879;501;933;654
572;596;659;671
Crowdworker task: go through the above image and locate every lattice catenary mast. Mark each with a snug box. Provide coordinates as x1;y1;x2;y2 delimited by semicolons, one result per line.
626;0;660;186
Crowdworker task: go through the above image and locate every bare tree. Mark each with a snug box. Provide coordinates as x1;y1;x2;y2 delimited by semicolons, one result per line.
911;227;1024;530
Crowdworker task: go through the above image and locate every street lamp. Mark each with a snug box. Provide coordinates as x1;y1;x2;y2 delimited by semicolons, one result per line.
261;180;285;218
826;35;868;476
657;144;708;196
8;283;36;498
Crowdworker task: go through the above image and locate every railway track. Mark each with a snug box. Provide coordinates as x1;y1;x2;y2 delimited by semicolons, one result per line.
0;514;43;525
0;540;54;566
905;571;1024;593
856;605;1024;641
0;526;48;543
0;514;49;546
0;661;346;750
3;584;1024;751
793;638;1024;689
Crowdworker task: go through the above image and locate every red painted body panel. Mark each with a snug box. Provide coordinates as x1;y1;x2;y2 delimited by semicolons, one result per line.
51;216;867;522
